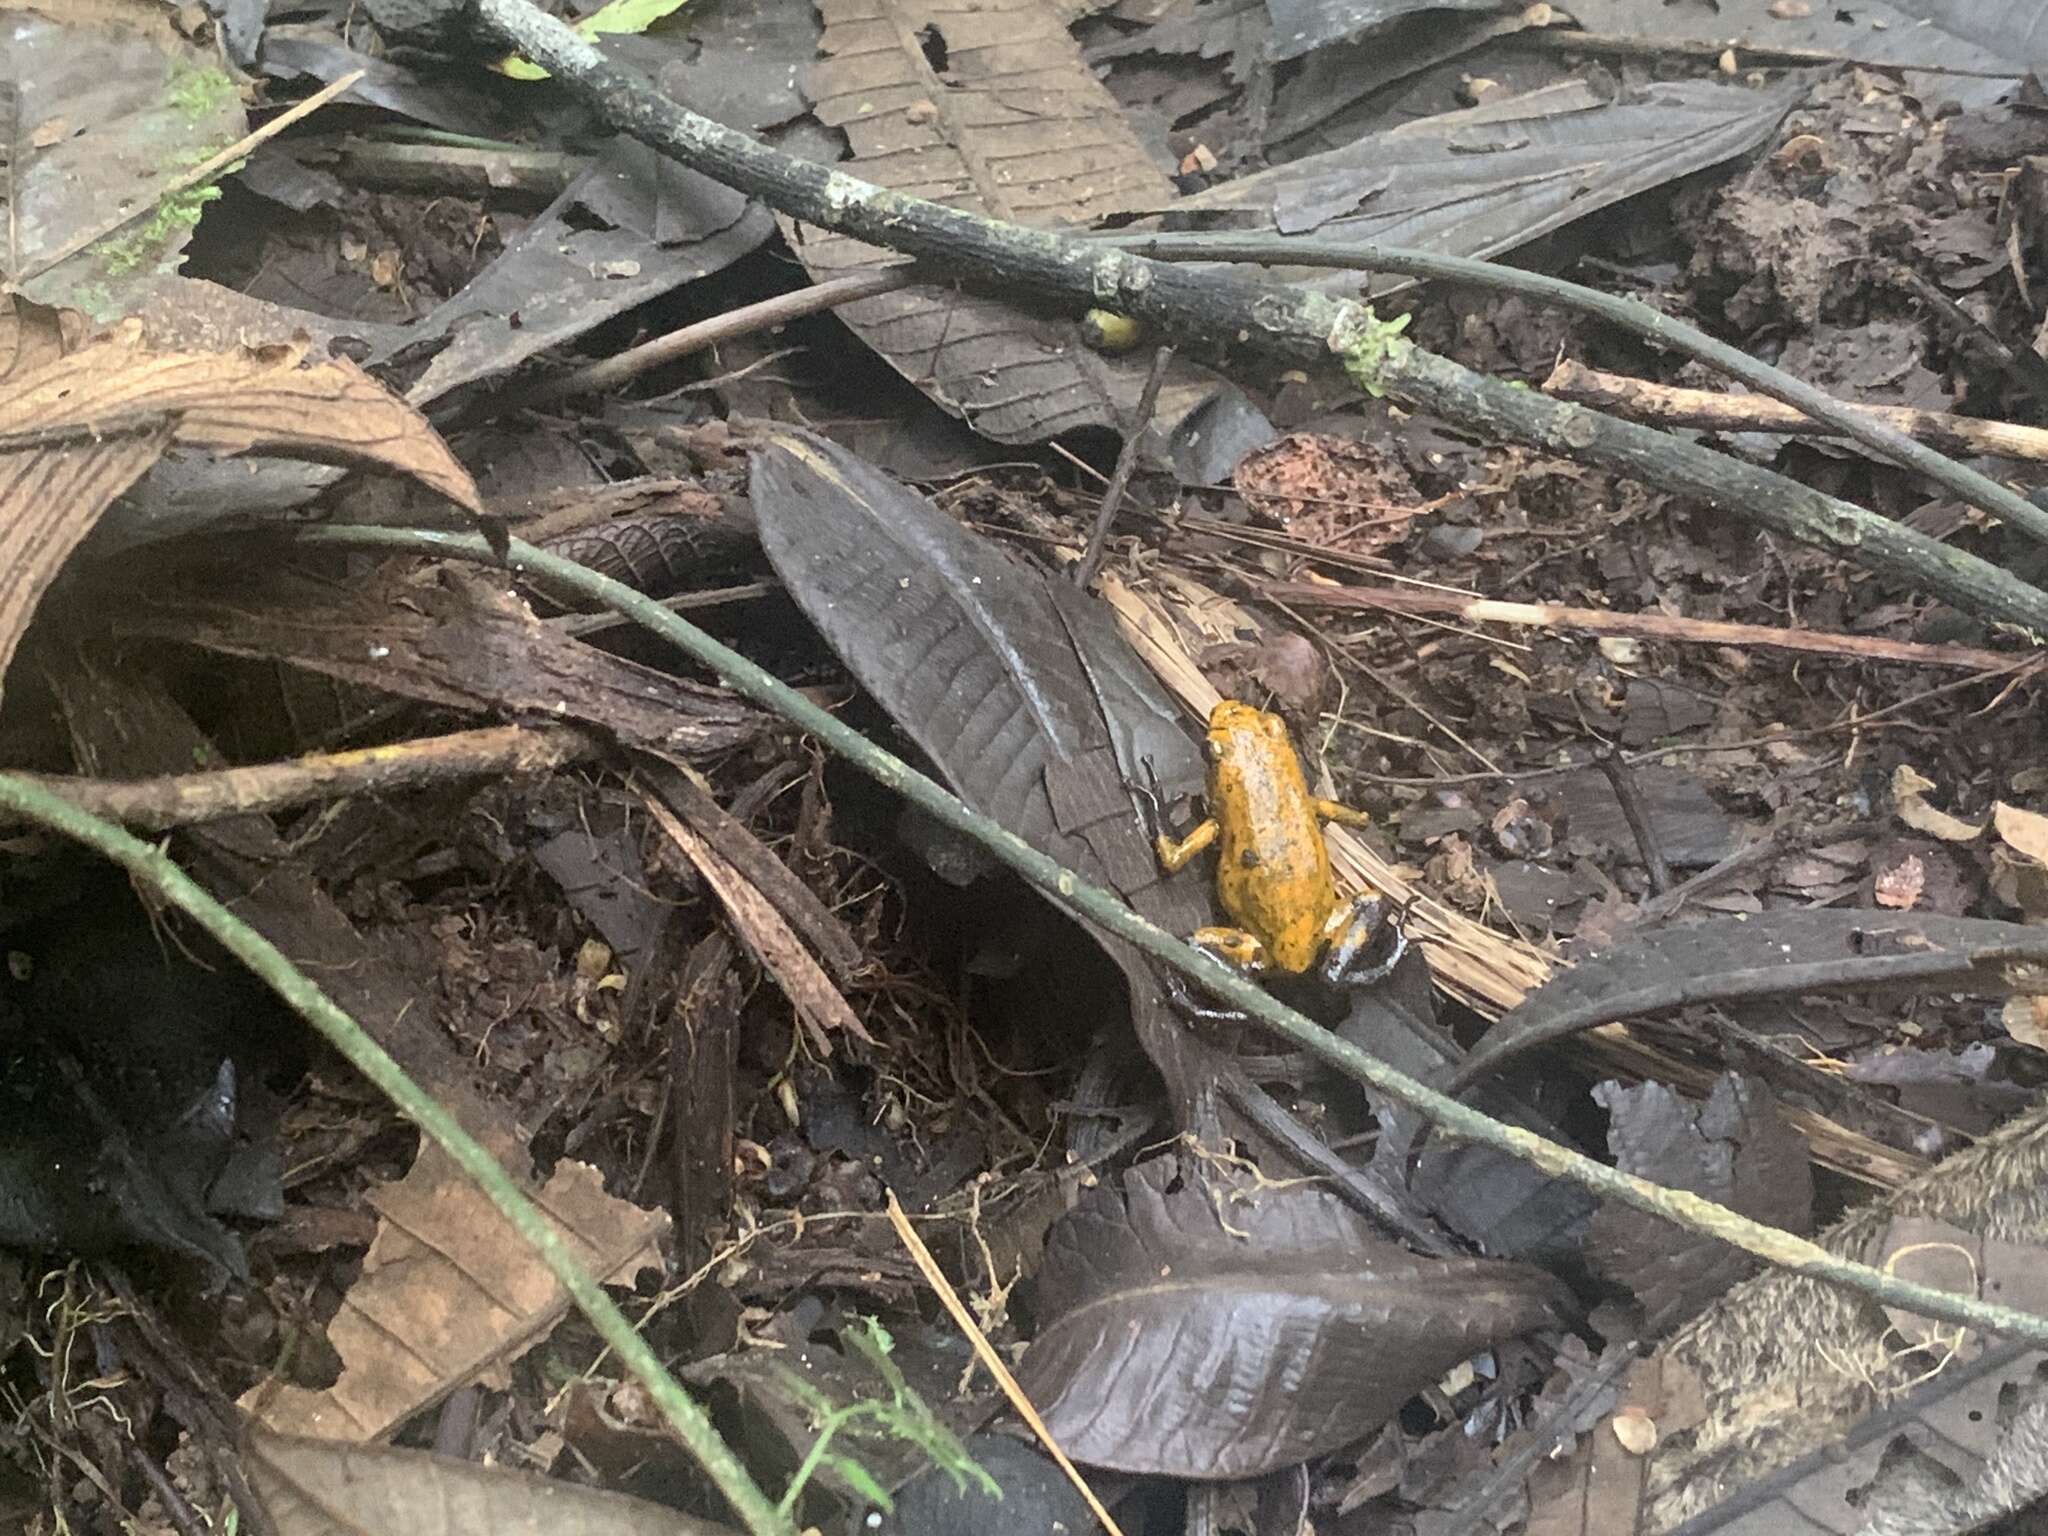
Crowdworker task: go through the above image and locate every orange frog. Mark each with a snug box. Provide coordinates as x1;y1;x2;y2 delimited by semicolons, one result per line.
1151;700;1404;989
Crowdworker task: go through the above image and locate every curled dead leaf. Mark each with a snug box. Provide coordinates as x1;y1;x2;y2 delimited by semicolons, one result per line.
1891;765;1984;843
1993;802;2048;865
0;300;482;701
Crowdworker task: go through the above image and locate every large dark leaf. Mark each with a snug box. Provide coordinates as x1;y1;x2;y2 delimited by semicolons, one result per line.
1178;80;1802;277
1014;1159;1567;1478
1453;909;2048;1093
387;154;773;403
748;429;1215;1098
750;432;1203;833
1343;961;1594;1268
781;0;1216;444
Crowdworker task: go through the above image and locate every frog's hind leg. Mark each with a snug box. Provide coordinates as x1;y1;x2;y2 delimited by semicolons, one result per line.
1159;966;1251;1025
1158;928;1270;1023
1318;894;1408;988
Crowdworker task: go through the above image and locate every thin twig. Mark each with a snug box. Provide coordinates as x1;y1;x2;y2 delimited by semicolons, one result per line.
1543;358;2048;463
1102;232;2048;555
20;70;367;283
1597;746;1674;895
1633;816;1865;925
552;581;776;637
1073;344;1174;590
1;723;599;831
1516;26;2022;77
1262;580;2024;672
1892;263;2048;410
526;267;918;407
1445;937;2048;1097
884;1193;1124;1536
286;523;2048;1350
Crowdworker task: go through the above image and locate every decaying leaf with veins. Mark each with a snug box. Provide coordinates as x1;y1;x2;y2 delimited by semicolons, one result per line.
1014;1158;1567;1478
245;1428;740;1535
785;0;1211;443
243;1152;666;1441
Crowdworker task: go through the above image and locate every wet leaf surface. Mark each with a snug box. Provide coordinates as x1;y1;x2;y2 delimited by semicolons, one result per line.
244;1153;667;1441
1587;1074;1812;1335
1;11;246;314
0;302;480;700
1014;1158;1569;1477
1455;910;2048;1092
1175;80;1803;279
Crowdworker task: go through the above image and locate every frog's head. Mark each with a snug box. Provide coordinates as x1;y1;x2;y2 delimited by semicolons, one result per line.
1204;699;1289;763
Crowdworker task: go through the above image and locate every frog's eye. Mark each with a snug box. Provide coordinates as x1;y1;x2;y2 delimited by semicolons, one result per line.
1205;738;1224;762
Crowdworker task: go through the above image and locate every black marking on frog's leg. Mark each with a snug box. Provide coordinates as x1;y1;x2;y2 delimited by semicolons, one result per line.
1128;753;1168;839
1158;932;1265;1025
1320;894;1409;989
1160;964;1252;1025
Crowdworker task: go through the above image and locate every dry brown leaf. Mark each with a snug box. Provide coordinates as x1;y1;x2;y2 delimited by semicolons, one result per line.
0;302;482;699
245;1429;741;1536
2003;995;2048;1051
643;791;873;1050
0;323;480;503
243;1151;666;1441
1873;854;1925;910
1993;802;2048;865
0;296;84;377
1890;764;1985;843
1990;847;2048;920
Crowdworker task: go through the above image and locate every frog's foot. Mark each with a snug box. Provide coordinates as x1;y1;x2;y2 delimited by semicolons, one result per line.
1317;894;1407;989
1311;796;1373;831
1160;928;1269;1023
1129;757;1219;873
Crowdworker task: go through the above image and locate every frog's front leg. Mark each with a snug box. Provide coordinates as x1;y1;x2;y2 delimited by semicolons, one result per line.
1129;756;1219;874
1317;894;1407;988
1154;817;1220;874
